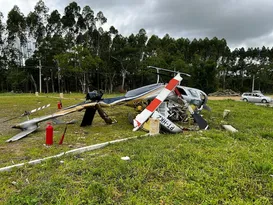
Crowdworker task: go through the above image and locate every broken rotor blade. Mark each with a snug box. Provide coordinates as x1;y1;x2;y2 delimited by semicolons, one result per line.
2;104;51;123
147;66;191;77
192;112;209;130
203;104;211;112
6;125;39;142
30;104;51;114
9;102;98;142
133;73;183;131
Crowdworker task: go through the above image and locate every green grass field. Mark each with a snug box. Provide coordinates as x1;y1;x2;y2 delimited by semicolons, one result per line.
0;93;273;204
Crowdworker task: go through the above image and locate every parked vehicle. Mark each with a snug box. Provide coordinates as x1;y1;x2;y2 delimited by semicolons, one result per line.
241;92;272;103
252;90;262;94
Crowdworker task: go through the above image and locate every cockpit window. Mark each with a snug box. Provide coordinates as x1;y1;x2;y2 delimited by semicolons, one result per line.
188;89;198;98
177;87;187;95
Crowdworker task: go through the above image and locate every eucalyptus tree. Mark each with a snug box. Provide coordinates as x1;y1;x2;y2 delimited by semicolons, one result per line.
0;12;4;45
107;29;147;91
98;30;113;91
55;45;101;93
217;46;231;90
89;11;107;91
252;46;272;92
171;58;189;79
5;6;27;91
80;6;95;48
94;26;118;92
191;54;218;93
26;0;49;46
93;11;107;56
145;34;161;57
45;8;71;92
188;38;199;62
61;2;81;49
46;10;62;37
6;6;26;46
126;29;148;87
75;6;107;54
175;37;191;63
106;34;126;92
209;37;222;61
144;34;179;85
33;34;67;93
159;34;177;65
214;39;231;90
232;47;248;90
0;12;7;91
6;5;27;65
24;0;51;92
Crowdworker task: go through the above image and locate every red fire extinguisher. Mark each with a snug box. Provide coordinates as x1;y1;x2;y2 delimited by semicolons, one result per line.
46;122;53;145
57;101;62;109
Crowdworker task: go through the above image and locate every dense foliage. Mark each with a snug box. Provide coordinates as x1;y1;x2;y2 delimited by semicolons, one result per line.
0;0;273;94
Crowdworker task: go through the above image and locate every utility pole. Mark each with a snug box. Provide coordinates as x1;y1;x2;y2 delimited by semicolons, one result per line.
56;60;61;93
39;59;42;93
252;74;255;92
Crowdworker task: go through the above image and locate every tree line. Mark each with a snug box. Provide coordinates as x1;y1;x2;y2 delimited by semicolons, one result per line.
0;0;273;94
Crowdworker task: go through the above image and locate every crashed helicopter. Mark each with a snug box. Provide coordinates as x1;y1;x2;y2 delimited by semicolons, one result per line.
6;66;210;142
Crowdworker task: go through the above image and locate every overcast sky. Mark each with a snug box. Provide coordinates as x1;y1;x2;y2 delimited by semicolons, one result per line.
1;0;273;50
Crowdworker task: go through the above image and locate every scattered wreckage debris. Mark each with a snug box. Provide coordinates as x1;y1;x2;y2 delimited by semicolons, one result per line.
221;109;238;132
223;109;230;119
222;125;238;133
147;118;160;136
209;89;240;97
6;66;210;143
121;156;130;161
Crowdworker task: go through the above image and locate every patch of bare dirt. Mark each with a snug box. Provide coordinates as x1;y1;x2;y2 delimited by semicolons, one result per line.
208;96;241;101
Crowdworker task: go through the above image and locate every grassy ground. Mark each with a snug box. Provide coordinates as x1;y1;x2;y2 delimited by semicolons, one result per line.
0;93;273;204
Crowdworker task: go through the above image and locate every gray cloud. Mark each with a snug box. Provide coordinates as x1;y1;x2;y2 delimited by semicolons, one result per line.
1;0;273;49
132;0;273;44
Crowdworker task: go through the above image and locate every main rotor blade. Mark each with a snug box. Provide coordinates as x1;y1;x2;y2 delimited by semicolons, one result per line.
133;73;182;131
30;104;51;114
2;104;51;123
147;66;191;77
6;125;38;142
203;104;211;112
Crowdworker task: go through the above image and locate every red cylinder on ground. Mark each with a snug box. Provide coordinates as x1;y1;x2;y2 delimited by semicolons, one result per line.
57;101;62;109
46;122;53;145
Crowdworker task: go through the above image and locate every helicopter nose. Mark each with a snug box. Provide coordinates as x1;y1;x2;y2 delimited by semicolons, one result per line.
12;124;21;129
